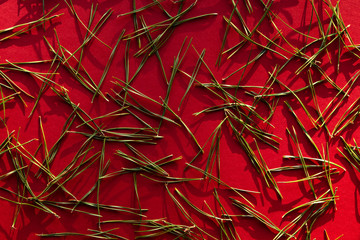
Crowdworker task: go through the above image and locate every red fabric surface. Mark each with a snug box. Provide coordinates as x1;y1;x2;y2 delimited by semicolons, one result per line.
0;0;358;239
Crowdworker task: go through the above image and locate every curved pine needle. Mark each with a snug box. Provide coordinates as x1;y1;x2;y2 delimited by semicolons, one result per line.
231;198;287;236
175;188;232;222
117;0;165;16
186;163;259;206
92;29;125;102
165;184;217;239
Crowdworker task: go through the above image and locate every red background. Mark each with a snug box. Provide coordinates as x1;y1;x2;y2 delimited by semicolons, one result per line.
0;0;359;239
